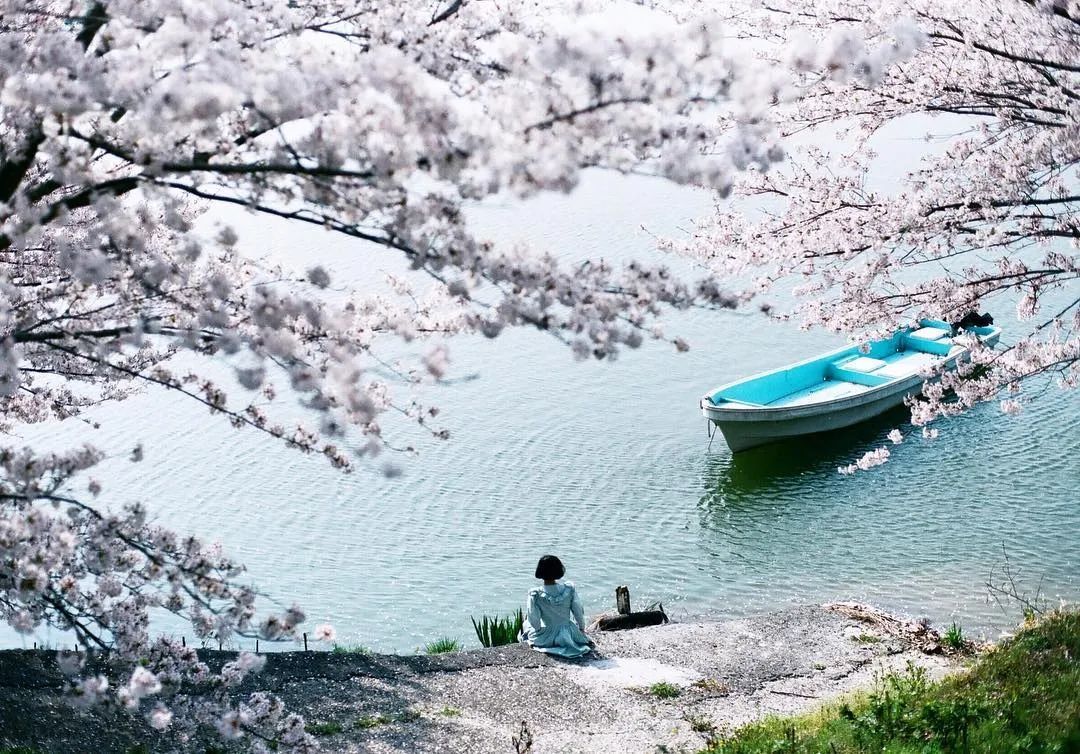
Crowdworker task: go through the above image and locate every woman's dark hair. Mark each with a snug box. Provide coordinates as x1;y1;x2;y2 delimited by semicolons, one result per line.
534;555;565;580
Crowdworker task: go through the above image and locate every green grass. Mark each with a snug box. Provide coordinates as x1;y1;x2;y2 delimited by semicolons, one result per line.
306;721;343;736
687;715;717;734
943;622;966;651
649;681;682;699
331;642;372;654
357;714;390;729
692;678;731;695
851;632;882;644
703;609;1080;754
440;706;462;717
355;710;420;729
471;609;525;648
424;637;461;654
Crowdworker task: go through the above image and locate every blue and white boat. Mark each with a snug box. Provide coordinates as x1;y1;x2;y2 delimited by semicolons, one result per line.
700;319;1001;452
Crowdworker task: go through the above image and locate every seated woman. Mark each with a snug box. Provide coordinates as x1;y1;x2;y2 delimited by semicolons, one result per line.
520;555;594;658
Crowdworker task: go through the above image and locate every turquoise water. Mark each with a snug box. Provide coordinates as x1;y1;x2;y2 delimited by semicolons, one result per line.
5;151;1078;653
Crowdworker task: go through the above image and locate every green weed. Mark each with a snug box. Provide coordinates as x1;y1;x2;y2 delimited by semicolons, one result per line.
687;714;717;734
691;678;731;695
471;609;525;648
356;714;389;729
943;622;966;651
306;721;343;736
424;637;461;654
355;710;419;729
331;643;372;654
648;682;681;699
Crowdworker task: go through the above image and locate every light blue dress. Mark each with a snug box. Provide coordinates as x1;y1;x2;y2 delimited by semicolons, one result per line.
521;581;592;658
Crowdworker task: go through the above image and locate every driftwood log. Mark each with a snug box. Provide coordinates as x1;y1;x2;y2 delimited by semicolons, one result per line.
597;607;669;631
824;601;977;654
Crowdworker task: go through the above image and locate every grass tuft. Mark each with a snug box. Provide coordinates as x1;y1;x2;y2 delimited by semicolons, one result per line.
687;714;717;734
305;721;343;736
440;706;462;717
355;710;419;729
356;714;389;729
424;637;461;655
942;621;966;651
472;609;525;648
691;678;731;695
331;643;372;655
851;632;882;644
703;609;1080;754
648;681;681;699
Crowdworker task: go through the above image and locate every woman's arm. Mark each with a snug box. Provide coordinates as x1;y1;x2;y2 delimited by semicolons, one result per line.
571;586;586;632
525;591;541;637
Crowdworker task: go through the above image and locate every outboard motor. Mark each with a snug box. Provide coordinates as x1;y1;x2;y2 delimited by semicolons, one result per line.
951;311;994;333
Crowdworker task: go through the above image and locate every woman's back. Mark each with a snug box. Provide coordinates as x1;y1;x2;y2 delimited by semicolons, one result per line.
522;581;592;658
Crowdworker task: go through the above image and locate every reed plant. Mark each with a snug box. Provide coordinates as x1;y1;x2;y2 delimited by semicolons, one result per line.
471;609;524;648
331;643;372;655
943;621;966;651
424;637;461;655
648;682;681;699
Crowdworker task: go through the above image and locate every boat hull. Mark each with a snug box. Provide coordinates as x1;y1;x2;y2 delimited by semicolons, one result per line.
707;377;922;452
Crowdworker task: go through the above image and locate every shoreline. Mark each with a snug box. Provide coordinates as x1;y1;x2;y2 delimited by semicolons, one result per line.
0;603;969;753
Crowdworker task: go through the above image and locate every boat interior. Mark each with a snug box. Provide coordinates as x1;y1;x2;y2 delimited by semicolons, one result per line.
706;320;998;410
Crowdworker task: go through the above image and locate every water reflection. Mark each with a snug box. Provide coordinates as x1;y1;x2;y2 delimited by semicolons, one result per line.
700;405;911;503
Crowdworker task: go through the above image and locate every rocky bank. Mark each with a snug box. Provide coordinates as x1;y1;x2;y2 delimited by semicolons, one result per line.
0;603;965;753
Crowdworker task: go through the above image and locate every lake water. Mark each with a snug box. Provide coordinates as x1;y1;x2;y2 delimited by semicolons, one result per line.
6;132;1078;653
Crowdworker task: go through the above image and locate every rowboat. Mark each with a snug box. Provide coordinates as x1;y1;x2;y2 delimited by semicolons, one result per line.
700;319;1001;452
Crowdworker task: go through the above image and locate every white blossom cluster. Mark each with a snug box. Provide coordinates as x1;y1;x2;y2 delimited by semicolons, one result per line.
0;445;316;747
0;0;903;748
676;0;1079;425
0;0;802;468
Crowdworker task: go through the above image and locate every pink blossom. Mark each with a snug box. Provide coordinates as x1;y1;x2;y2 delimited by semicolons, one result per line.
148;704;173;730
1000;399;1023;416
838;446;891;475
218;710;247;740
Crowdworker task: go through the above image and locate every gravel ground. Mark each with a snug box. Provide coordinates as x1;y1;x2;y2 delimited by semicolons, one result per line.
0;604;962;753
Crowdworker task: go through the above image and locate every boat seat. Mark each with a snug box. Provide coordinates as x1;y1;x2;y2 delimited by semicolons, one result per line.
876;351;940;379
908;326;947;341
840;356;887;373
770;379;870;407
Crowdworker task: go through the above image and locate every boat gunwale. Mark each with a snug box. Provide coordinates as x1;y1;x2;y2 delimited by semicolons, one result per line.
700;324;1001;419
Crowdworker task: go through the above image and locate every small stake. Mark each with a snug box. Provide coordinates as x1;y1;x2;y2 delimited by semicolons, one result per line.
303;633;308;652
256;639;259;654
181;636;186;647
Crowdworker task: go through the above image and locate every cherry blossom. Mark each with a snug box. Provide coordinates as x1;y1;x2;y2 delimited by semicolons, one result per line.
3;1;883;749
838;446;891;474
676;0;1078;435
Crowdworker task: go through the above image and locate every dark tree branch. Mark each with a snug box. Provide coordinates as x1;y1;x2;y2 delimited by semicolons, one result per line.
0;124;45;203
429;0;465;26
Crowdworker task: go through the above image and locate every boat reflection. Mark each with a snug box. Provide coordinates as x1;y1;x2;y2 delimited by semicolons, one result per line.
700;405;911;504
